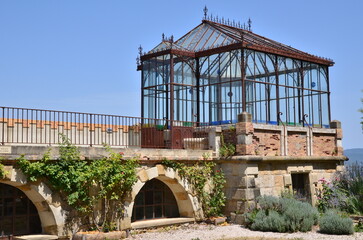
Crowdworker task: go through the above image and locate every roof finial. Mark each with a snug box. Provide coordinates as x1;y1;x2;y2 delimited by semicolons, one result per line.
203;5;208;20
248;18;252;31
136;56;140;66
138;45;143;56
170;35;174;43
162;33;165;41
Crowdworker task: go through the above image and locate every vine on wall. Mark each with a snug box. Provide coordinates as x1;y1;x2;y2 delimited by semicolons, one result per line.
0;160;6;179
17;134;139;231
162;159;226;217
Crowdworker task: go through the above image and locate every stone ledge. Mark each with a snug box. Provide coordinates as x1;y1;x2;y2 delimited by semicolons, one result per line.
131;217;195;229
14;235;58;240
218;155;348;162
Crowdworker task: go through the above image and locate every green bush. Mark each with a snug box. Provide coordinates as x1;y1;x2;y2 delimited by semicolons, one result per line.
251;210;286;232
317;163;363;215
319;210;354;235
245;195;318;233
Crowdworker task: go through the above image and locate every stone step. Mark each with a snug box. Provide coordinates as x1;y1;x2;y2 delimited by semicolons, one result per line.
14;235;58;240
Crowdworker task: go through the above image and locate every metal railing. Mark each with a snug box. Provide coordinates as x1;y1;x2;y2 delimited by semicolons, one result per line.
0;106;209;149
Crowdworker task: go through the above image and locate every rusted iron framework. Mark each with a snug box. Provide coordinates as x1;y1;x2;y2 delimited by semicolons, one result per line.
139;18;333;128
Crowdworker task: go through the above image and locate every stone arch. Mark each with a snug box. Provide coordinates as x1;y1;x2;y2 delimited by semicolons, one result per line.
125;164;203;224
0;166;66;236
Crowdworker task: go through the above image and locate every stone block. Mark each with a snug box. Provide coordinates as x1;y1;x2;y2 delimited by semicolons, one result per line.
236;200;256;212
336;164;344;172
164;168;175;179
230;212;246;225
137;169;148;182
283;174;292;186
236;144;254;155
245;164;258;175
330;120;341;129
174;192;188;200
120;218;131;230
336;129;343;140
309;173;318;184
131;180;144;199
304;165;313;172
236;122;254;135
254;177;261;188
259;175;274;188
3;166;13;180
233;188;258;200
231;164;247;176
146;167;158;180
11;168;28;185
287;165;298;173
34;201;50;211
274;175;284;187
238;112;252;123
239;176;255;188
260;187;273;196
156;164;165;176
237;135;252;145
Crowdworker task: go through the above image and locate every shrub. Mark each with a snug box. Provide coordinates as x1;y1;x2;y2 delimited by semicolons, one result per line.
339;163;363;214
319;210;354;235
17;136;139;231
251;210;286;232
316;163;363;215
244;195;318;233
162;159;226;217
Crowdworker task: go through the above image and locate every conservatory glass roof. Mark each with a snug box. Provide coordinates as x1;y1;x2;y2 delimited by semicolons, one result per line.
146;20;333;66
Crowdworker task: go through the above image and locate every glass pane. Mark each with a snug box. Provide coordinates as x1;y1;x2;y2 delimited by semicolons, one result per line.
154;205;162;218
14;216;28;235
29;215;42;234
4;198;13;216
134;207;144;221
15;197;28;215
154;191;162;204
1;217;12;235
135;191;144;206
145;206;153;219
145;191;153;205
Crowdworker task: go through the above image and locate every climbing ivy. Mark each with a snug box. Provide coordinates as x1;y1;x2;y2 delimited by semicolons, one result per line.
219;134;236;158
0;159;6;179
162;159;226;217
17;135;139;231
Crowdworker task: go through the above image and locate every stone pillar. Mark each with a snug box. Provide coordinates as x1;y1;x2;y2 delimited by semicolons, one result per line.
229;163;260;224
236;112;254;155
330;120;343;156
208;126;222;154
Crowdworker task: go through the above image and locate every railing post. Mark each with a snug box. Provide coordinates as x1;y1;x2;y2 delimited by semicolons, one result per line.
1;107;4;145
90;114;93;147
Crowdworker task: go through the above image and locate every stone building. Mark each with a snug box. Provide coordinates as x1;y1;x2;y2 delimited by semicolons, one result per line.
0;14;346;239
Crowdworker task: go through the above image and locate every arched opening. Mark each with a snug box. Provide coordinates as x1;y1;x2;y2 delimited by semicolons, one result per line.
132;178;180;222
0;183;42;236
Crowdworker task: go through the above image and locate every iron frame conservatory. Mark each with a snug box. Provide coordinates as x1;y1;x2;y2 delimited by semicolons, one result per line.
138;18;334;128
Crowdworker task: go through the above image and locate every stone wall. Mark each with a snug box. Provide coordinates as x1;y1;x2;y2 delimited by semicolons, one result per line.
253;130;281;156
287;132;307;156
225;158;345;224
313;133;336;156
235;112;343;157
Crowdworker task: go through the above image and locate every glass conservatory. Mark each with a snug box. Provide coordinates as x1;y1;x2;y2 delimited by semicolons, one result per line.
138;17;333;128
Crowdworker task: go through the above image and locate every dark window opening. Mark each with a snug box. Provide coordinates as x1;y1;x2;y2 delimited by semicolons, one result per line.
291;173;311;202
132;179;179;222
0;183;42;236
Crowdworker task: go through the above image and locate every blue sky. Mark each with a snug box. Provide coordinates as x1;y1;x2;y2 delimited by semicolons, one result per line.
0;0;362;149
